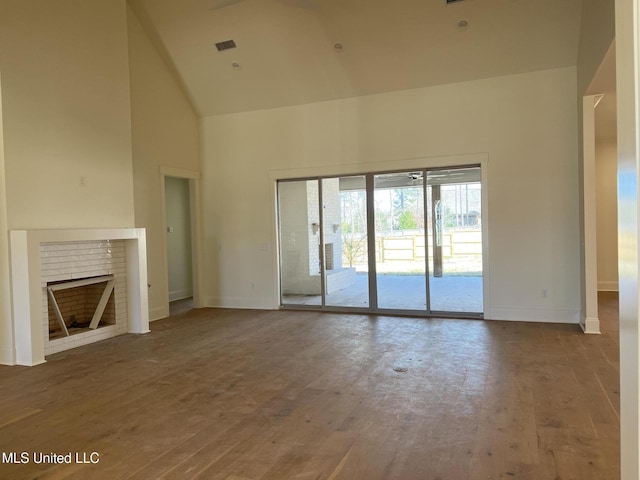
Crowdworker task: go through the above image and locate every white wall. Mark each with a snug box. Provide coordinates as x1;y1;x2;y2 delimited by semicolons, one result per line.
0;3;202;363
127;6;200;320
595;141;619;291
0;0;136;365
165;176;193;302
201;66;581;322
0;0;135;230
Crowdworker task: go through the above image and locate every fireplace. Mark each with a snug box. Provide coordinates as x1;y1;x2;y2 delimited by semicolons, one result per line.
46;275;116;340
38;239;129;355
324;243;334;270
9;228;149;366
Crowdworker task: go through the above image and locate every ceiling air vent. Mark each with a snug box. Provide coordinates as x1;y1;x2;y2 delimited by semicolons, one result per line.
215;39;237;51
446;0;463;4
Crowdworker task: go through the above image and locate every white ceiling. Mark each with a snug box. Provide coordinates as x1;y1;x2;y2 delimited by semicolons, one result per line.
128;0;584;116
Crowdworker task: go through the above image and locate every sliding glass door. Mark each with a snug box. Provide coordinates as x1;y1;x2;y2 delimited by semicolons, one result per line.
427;167;483;313
373;172;427;311
278;179;322;306
278;165;483;316
322;176;370;308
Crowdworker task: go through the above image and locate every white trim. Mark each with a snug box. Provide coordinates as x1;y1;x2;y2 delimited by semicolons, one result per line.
486;306;580;324
615;0;640;475
47;275;114;291
88;279;115;329
0;348;15;366
169;288;193;302
160;166;201;181
9;228;149;366
9;230;39;366
268;152;488;182
0;70;14;366
480;157;491;320
582;95;601;335
206;295;276;310
581;317;602;334
597;280;619;291
160;167;203;316
269;179;281;308
46;287;69;336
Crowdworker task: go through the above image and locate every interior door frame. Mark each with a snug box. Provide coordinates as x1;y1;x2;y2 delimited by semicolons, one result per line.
160;166;203;314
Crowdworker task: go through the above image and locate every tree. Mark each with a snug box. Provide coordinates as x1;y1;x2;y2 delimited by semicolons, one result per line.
397;210;418;230
342;231;367;267
392;187;423;230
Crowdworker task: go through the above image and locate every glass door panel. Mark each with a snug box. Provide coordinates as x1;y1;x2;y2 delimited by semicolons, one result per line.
373;172;427;311
322;176;369;308
278;166;484;317
278;180;322;306
427;167;483;313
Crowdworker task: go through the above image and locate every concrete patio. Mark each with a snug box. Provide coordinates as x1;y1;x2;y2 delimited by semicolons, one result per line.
282;273;483;313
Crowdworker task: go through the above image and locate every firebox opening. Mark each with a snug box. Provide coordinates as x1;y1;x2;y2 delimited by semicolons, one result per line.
47;276;116;340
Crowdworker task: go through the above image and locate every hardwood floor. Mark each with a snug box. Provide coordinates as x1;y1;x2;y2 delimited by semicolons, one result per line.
169;297;194;316
0;295;620;479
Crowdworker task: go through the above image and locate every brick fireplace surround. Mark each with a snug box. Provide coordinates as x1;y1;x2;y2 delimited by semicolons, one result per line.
9;228;149;366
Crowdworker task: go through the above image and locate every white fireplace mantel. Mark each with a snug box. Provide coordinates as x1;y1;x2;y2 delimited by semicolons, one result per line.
9;228;149;366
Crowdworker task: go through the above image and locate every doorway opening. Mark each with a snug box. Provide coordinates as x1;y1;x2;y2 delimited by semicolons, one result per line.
164;175;194;316
582;40;618;333
277;165;484;317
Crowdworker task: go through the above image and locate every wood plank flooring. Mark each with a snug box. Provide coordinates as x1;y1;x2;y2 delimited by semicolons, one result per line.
0;294;620;479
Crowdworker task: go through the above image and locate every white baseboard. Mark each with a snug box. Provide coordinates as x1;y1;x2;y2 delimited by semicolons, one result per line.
0;347;15;366
206;296;276;310
485;306;580;324
581;316;601;334
206;300;580;325
149;305;170;321
597;280;619;292
169;288;193;302
16;359;47;366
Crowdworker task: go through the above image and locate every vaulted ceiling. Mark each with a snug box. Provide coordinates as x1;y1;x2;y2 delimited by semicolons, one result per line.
128;0;584;116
